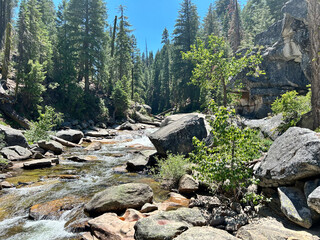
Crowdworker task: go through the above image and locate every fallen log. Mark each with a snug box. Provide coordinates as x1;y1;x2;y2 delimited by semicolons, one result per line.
50;135;82;148
140;121;161;127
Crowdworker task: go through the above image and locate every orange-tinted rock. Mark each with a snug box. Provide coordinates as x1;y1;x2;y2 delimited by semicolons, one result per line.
88;213;135;240
159;193;190;211
85;142;102;151
81;232;99;240
29;196;84;220
127;144;154;151
121;209;145;222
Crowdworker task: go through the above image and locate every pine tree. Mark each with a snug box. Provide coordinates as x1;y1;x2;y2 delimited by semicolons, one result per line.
0;0;16;49
203;3;219;40
228;0;241;53
131;35;144;102
151;51;161;113
1;22;12;81
172;0;200;111
266;0;287;22
215;0;231;38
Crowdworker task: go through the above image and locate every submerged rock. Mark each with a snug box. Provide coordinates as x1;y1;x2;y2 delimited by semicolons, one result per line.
255;127;320;187
84;183;153;217
149;115;207;156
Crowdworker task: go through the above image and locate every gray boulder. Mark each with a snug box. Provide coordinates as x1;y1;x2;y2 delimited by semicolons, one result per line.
282;0;308;21
126;153;148;172
278;187;312;229
23;158;57;169
174;226;239;240
84;183;153;216
149;115;207;156
1;146;32;161
243;114;283;140
134;208;206;240
38;140;63;155
56;129;84;144
304;179;320;198
255;127;320;187
140;203;158;213
307;187;320;215
178;174;199;194
0;125;28;148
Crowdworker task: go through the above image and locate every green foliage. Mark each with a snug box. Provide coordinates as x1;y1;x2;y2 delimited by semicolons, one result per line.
152;154;191;188
0;158;11;172
182;35;264;107
25;106;63;144
0;133;6;150
271;89;311;132
97;98;109;121
189;101;263;200
112;82;129;119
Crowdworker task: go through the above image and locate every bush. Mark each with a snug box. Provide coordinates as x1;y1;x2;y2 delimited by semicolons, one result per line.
152;154;191;189
188;101;264;201
25;106;63;144
271;89;311;132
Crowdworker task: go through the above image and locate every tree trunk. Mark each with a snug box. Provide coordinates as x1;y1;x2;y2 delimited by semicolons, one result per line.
84;0;89;93
308;0;320;129
2;22;11;81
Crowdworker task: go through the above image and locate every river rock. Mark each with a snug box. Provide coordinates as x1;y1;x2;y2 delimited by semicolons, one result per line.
304;179;320;198
85;142;101;151
0;146;32;161
255;127;320;187
119;122;140;131
149;115;207;156
243;114;283;140
88;213;135;240
189;195;221;209
56;129;84;144
84;183;153;216
278;187;312;228
133;111;152;123
38;140;63;155
178;174;199;194
236;218;317;240
126;153;148;172
140;203;158;213
173;226;239;240
307;187;320;214
134;207;206;240
1;181;13;188
0;124;28;148
23;158;57;169
121;208;145;222
85;129;116;138
67;156;98;162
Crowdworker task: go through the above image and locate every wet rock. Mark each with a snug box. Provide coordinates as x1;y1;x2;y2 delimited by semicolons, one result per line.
29;196;83;220
85;129;115;138
173;226;239;240
67;156;98;162
134;207;206;240
0;124;28;148
236;218;317;240
44;150;55;157
140;203;158;213
81;232;99;240
0;146;32;161
47;175;80;180
1;181;13;188
119;122;140;131
84;183;153;216
32;152;44;159
120;209;145;222
149;115;207;156
178;174;199;194
307;187;320;214
255;127;320;187
278;187;312;228
85;142;101;151
23;158;57;169
243;114;283;140
126;153;148;172
38;140;63;155
56;129;84;144
66;218;90;233
88;212;135;240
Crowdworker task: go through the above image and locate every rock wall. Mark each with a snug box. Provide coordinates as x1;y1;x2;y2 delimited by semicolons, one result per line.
237;0;310;118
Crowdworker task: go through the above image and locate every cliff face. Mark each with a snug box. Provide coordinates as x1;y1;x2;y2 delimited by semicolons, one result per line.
238;0;310;118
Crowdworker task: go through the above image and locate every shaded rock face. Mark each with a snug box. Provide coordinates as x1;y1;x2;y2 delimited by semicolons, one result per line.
38;140;63;155
0;146;32;161
237;0;310;118
56;130;84;144
84;183;153;217
255;127;320;187
0;125;28;148
148;115;207;156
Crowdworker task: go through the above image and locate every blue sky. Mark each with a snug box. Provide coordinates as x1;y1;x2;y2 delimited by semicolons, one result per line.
52;0;247;53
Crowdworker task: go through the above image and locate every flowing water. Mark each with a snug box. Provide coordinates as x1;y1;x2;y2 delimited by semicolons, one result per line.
0;128;167;240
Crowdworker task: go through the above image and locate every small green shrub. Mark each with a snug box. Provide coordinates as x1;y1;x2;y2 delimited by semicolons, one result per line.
0;158;11;172
189;101;263;202
152;154;191;188
25;106;63;144
0;133;6;150
271;89;311;132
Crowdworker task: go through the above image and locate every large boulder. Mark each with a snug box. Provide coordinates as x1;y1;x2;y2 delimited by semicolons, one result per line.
178;174;199;194
56;129;84;144
307;187;320;215
84;183;153;217
134;208;206;240
0;146;32;161
0;125;28;148
38;140;63;155
255;127;320;187
126;153;149;172
148;115;207;156
173;226;239;240
278;187;312;229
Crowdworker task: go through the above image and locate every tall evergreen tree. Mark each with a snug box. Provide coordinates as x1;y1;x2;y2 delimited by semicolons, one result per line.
266;0;286;22
172;0;200;111
1;22;12;81
0;0;16;49
203;3;219;40
228;0;241;52
215;0;231;37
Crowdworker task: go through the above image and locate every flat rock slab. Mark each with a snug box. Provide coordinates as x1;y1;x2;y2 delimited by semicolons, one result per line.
278;187;312;229
308;186;320;214
255;127;320;187
84;129;116;138
56;129;84;144
1;146;32;161
84;183;153;217
173;226;239;240
23;158;58;169
134;208;207;240
236;218;318;240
